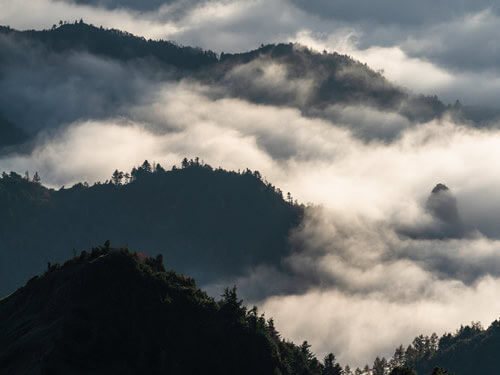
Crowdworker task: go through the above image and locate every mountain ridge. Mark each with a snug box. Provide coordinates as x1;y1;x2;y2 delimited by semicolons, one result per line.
0;22;218;69
0;159;303;298
0;245;336;374
0;21;458;140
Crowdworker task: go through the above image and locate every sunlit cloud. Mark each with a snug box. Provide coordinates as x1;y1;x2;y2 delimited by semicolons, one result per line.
4;83;500;367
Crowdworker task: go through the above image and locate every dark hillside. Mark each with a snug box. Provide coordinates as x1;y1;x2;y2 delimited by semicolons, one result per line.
214;43;448;122
411;321;500;375
0;247;330;374
0;23;218;69
218;43;403;108
0;159;303;297
385;320;500;374
0;23;450;128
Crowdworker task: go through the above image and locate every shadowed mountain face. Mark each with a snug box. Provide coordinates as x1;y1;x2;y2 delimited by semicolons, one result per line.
425;183;465;238
0;160;303;298
427;184;461;224
395;319;500;375
0;248;329;374
0;23;218;69
0;23;455;144
213;44;447;123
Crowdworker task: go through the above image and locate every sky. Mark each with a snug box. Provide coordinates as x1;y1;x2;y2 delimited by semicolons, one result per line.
3;0;500;369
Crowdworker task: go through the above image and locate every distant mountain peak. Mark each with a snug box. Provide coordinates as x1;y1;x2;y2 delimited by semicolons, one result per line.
431;183;450;194
425;182;465;238
398;182;465;240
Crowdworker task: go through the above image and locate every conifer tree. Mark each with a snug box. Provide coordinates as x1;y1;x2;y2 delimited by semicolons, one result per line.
32;172;41;184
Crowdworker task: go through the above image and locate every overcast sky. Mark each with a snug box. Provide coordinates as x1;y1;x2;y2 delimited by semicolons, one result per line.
4;0;500;369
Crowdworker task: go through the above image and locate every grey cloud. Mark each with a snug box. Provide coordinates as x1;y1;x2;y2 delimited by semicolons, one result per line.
0;32;172;135
457;189;500;239
249;205;500;365
400;237;500;285
212;199;499;302
57;0;214;15
60;0;500;28
203;264;299;302
292;6;500;80
260;276;500;367
164;0;311;53
401;10;500;73
218;57;315;108
314;104;412;142
290;0;498;26
288;5;500;77
58;0;177;11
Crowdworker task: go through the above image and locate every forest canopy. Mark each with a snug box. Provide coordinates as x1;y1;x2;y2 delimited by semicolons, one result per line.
0;158;303;298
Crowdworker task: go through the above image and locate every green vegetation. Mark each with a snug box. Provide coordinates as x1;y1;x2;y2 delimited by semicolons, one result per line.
0;246;339;374
0;158;303;297
380;319;500;374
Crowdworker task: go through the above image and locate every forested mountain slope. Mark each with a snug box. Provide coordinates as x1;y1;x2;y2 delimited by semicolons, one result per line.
0;22;456;139
212;43;447;122
0;159;303;298
380;319;500;374
0;247;335;374
0;23;218;69
400;320;500;375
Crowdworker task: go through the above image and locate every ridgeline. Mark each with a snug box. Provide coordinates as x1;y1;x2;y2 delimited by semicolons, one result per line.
0;245;338;374
0;159;303;297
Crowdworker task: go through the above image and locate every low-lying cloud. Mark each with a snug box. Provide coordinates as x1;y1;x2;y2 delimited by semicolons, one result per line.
261;276;500;367
3;80;500;366
0;32;172;133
